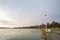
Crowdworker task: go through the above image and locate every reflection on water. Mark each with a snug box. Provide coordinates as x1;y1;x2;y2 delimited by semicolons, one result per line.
0;29;40;40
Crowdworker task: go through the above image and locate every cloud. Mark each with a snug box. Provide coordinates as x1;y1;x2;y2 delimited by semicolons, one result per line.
0;20;13;25
0;19;19;27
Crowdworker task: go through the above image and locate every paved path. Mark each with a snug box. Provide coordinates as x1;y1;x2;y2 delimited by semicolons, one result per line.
46;32;60;40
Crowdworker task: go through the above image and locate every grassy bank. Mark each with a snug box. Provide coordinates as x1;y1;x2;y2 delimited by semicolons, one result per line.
49;28;60;32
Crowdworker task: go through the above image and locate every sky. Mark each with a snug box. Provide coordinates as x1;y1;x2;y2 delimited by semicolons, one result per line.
0;0;60;27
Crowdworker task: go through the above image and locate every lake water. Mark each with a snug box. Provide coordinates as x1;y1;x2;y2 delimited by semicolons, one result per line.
0;29;40;40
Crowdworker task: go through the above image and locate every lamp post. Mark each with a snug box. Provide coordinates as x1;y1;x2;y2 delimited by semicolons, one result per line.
41;14;48;40
44;14;48;40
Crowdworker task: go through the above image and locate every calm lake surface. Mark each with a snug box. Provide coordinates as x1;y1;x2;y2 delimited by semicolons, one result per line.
0;29;40;40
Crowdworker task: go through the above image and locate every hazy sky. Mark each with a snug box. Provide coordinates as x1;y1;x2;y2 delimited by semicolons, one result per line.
0;0;60;27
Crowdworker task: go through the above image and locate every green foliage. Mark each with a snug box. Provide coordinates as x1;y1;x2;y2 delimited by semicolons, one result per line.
47;21;60;28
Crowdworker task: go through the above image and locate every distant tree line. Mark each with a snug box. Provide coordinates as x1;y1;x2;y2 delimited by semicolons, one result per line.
0;21;60;29
47;21;60;28
28;21;60;28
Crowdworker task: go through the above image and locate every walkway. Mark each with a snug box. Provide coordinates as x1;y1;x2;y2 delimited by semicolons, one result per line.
46;31;60;40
